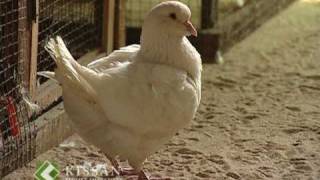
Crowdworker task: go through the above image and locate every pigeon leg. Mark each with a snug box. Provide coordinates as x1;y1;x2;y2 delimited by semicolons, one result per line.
137;170;149;180
107;156;139;176
138;170;171;180
107;156;171;179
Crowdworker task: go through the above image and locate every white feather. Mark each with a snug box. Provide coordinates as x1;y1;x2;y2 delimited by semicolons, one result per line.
20;87;41;114
37;71;57;82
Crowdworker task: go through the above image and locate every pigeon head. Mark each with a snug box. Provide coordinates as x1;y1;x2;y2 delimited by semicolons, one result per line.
138;1;202;79
142;1;197;38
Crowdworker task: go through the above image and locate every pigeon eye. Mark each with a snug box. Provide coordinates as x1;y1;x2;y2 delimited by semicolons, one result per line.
169;13;177;20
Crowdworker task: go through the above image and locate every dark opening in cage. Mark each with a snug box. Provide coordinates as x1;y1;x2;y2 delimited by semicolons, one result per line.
0;0;36;177
37;0;103;79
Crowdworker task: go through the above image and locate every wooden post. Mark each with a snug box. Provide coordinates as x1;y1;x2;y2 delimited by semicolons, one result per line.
29;0;39;99
201;0;218;29
19;0;31;90
114;0;126;49
102;0;115;54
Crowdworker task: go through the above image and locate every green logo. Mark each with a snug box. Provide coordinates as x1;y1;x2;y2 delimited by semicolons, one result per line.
34;161;60;180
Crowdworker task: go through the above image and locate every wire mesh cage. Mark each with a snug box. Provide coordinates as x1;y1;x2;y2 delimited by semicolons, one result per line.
37;0;103;80
1;0;111;176
0;0;36;177
126;0;202;28
125;0;218;45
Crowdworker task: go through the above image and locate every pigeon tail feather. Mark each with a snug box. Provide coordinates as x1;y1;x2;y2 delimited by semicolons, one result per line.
45;37;98;103
37;71;57;82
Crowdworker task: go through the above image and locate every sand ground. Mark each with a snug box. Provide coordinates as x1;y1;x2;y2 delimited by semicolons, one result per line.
5;0;320;179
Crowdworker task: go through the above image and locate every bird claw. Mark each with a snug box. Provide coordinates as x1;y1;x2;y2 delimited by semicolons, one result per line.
118;167;139;176
145;177;171;180
138;171;171;180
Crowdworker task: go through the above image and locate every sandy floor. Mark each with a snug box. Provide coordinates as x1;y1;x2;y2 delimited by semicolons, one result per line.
5;0;320;179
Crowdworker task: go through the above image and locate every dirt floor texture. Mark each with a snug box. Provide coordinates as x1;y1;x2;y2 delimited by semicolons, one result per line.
5;0;320;179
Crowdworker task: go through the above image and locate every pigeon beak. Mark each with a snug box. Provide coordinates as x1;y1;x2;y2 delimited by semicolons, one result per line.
184;20;197;37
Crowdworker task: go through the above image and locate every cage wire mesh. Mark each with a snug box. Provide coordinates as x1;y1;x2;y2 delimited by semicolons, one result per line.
0;0;36;177
37;0;103;83
126;0;202;28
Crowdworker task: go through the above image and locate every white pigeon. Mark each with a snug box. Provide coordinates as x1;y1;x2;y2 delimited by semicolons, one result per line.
41;1;201;179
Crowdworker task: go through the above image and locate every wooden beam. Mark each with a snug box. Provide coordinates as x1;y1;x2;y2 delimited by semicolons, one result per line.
29;0;39;99
102;0;116;54
19;0;31;91
201;0;218;29
114;0;126;49
101;0;108;52
201;0;212;29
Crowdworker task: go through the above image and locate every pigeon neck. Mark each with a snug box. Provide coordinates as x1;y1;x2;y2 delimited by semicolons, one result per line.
138;32;201;79
139;33;183;61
